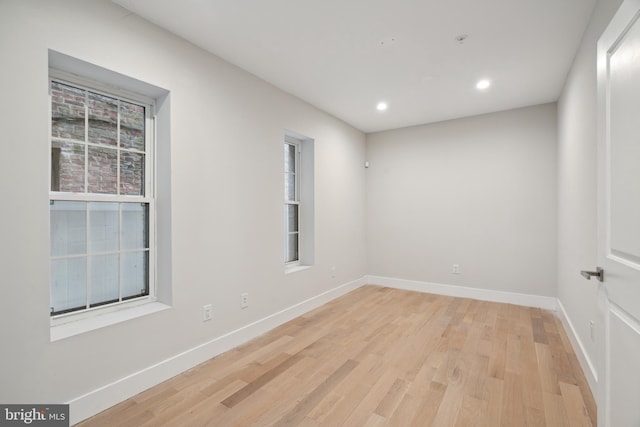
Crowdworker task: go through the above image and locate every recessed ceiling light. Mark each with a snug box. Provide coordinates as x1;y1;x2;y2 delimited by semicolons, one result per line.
476;79;491;90
376;102;388;111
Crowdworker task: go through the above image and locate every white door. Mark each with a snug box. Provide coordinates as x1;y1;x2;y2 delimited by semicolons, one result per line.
596;1;640;425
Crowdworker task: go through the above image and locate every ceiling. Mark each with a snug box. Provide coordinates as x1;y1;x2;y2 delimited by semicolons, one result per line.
113;0;596;133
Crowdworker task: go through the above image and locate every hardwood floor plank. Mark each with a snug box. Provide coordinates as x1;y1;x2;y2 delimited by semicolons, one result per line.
501;372;526;427
365;413;387;426
567;352;597;424
429;381;464;427
454;395;487;427
532;316;549;344
384;392;420;426
484;376;504;427
77;286;597;427
220;353;303;408
535;342;562;395
374;377;408;418
338;371;400;426
407;381;447;427
273;359;358;426
560;381;594;427
543;391;571;427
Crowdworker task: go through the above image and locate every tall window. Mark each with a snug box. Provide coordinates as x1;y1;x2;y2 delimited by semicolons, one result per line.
49;74;154;317
284;139;300;264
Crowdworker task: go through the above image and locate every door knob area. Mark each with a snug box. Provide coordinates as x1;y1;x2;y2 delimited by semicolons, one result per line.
580;267;604;282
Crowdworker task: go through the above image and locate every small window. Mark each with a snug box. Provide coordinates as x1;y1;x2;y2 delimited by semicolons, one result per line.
49;76;155;317
284;140;300;264
284;132;314;269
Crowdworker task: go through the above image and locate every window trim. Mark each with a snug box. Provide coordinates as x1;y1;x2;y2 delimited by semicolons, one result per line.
48;70;157;326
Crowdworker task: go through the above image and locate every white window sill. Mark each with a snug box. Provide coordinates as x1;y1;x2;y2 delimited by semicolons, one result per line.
50;302;171;342
285;264;312;275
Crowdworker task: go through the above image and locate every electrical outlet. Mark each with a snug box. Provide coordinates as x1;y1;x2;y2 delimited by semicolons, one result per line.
590;320;595;341
241;293;249;309
331;266;336;278
452;264;460;274
203;304;212;321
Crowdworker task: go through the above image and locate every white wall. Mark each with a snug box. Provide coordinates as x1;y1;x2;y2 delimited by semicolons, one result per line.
366;104;558;297
0;0;366;421
557;0;623;388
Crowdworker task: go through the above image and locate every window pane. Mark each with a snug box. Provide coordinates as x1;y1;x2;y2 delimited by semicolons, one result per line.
285;204;299;233
120;101;145;151
89;254;119;306
120;151;144;196
284;173;296;200
284;143;296;173
285;173;296;201
88;202;119;253
286;233;299;263
88;92;117;146
51;257;87;314
122;251;148;299
50;201;86;256
122;203;148;250
51;82;85;141
87;146;117;194
51;140;85;192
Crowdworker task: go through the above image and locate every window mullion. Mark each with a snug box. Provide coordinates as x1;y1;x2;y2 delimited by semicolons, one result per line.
85;204;91;310
295;147;301;202
118;203;123;302
84;90;89;194
117;99;121;197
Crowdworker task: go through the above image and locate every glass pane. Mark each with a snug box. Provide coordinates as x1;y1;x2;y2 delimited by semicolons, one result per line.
89;254;119;306
87;146;117;194
285;204;299;233
122;203;148;250
51;140;85;192
120;151;144;196
50;257;87;314
51;81;85;141
88;92;117;146
284;143;296;173
50;201;86;256
88;202;119;253
286;233;299;263
120;101;145;151
285;173;296;201
122;251;148;299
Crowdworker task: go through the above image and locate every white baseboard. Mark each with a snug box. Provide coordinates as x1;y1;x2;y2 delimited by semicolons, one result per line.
68;276;366;425
556;299;598;395
366;275;558;310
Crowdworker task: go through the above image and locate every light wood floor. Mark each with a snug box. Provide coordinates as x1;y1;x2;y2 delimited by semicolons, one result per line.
78;286;596;426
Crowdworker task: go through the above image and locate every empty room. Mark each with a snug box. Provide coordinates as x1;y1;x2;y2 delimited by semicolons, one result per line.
2;0;640;426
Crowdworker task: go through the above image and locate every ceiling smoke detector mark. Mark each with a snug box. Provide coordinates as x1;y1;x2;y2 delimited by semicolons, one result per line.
379;36;398;47
455;34;468;44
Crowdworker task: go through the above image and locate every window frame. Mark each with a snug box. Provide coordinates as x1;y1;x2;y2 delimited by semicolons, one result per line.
284;137;301;267
48;70;157;325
